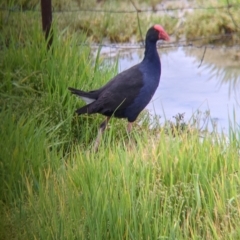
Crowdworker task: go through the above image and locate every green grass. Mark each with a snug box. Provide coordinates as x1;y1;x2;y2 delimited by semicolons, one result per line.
1;4;240;239
2;0;239;44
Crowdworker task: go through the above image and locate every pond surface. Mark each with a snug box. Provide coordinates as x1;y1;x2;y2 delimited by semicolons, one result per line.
102;46;240;133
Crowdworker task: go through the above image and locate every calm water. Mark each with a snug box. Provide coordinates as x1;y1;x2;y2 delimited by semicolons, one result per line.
102;46;240;132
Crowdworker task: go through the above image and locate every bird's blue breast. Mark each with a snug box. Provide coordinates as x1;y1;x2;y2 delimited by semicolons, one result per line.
124;59;161;122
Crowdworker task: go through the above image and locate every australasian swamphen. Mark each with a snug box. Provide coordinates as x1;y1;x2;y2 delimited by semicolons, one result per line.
69;25;170;150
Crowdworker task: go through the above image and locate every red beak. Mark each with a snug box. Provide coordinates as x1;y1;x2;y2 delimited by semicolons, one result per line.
154;24;170;41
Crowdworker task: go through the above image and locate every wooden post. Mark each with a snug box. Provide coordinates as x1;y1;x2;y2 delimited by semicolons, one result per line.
40;0;53;49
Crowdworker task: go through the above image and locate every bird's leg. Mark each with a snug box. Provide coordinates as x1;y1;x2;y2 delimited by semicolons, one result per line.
127;122;133;133
127;121;137;149
94;117;110;151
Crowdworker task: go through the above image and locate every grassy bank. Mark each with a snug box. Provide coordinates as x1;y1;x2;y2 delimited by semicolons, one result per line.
1;3;240;239
1;0;240;44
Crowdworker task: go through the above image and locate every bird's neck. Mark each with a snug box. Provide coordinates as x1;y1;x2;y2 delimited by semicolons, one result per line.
143;40;159;64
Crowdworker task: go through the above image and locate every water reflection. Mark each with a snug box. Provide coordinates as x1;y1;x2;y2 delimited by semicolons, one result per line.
204;64;240;107
186;47;240;100
102;47;240;133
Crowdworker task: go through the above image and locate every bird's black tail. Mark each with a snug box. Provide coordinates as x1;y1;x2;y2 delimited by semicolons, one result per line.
75;105;91;115
68;87;90;98
68;87;97;115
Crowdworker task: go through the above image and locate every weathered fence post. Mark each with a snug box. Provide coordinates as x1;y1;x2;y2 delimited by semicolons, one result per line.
40;0;53;49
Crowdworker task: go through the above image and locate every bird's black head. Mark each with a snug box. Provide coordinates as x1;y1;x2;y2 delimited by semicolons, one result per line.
146;25;170;42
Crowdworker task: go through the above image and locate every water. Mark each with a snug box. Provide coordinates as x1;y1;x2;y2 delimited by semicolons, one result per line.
102;46;240;133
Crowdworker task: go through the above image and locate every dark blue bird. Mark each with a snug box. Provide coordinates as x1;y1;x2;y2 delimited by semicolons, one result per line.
69;25;169;150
